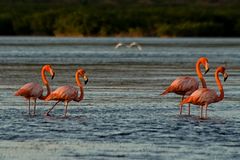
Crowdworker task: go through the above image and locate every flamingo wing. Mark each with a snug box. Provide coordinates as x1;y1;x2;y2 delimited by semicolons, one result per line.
162;76;199;96
15;82;43;98
191;88;218;105
181;88;218;106
45;85;78;101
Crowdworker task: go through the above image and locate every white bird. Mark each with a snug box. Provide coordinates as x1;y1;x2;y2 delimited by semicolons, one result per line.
127;42;142;51
115;42;124;49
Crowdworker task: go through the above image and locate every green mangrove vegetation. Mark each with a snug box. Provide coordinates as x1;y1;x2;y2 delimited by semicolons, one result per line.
0;0;240;37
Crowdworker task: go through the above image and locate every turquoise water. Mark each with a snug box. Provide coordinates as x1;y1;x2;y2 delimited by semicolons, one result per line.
0;37;239;160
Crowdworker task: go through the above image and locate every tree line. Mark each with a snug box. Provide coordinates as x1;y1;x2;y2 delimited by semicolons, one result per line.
0;0;240;37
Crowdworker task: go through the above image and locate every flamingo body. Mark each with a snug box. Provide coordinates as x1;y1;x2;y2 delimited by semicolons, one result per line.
161;76;199;96
15;82;43;99
182;88;218;106
45;85;78;102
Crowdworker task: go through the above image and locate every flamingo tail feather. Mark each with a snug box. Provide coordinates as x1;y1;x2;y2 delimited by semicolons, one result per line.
180;96;192;106
161;86;172;96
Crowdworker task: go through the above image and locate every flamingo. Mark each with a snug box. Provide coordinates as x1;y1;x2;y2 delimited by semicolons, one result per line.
45;68;88;117
180;66;228;119
161;57;209;115
15;65;55;115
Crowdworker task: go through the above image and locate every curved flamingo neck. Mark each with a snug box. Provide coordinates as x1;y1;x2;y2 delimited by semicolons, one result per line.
39;66;51;100
75;71;84;102
215;70;224;102
196;60;207;88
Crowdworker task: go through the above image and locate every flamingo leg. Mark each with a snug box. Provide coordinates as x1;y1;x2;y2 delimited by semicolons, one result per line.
205;104;208;119
179;95;184;115
179;104;183;115
28;99;31;116
200;106;203;119
188;104;191;115
33;98;37;116
45;101;60;116
64;101;69;118
181;95;184;101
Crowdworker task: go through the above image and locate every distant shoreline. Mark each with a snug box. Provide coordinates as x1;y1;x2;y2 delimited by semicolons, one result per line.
1;1;240;37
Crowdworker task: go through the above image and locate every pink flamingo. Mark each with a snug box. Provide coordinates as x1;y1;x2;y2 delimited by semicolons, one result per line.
180;66;228;119
161;57;209;115
15;65;55;115
45;68;88;117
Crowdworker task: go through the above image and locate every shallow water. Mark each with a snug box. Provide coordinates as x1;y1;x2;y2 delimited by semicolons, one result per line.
0;37;240;160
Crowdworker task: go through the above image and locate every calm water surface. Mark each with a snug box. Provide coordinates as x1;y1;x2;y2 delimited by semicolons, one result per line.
0;37;240;160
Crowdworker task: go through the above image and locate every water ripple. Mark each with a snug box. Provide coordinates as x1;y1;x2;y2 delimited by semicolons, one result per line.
0;38;240;159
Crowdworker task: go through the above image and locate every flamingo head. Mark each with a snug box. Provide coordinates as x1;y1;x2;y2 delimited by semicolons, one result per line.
217;66;228;82
199;57;210;75
42;64;55;80
77;68;88;85
224;72;228;82
44;65;55;79
223;69;228;82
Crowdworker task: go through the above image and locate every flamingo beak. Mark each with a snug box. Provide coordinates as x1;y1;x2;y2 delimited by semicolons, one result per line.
204;63;210;75
51;72;55;79
224;72;228;82
204;68;209;75
84;75;88;85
